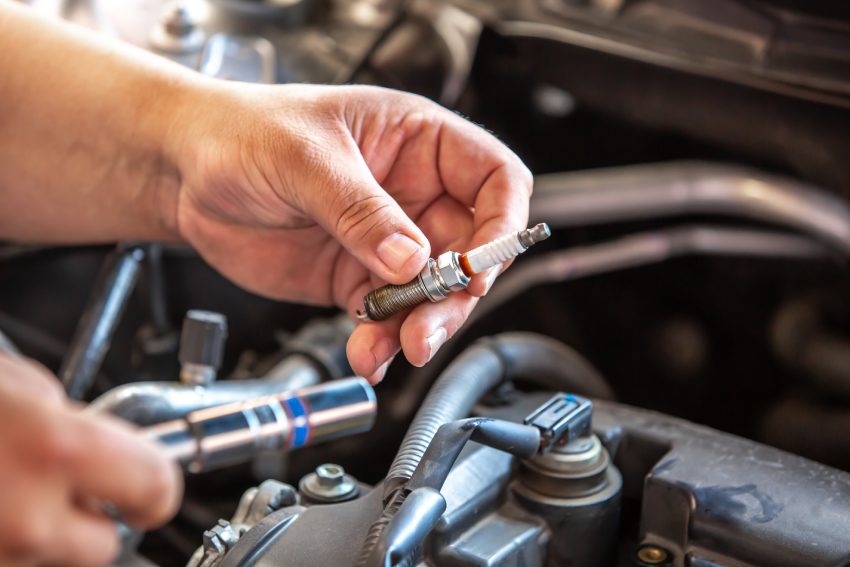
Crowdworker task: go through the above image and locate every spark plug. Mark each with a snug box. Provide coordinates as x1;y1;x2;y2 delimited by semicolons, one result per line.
357;223;551;322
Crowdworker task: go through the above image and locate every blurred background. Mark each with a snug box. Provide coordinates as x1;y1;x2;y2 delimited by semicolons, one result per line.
6;0;850;564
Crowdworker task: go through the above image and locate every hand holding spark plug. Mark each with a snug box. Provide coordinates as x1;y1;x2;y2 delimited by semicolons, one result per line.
0;1;534;384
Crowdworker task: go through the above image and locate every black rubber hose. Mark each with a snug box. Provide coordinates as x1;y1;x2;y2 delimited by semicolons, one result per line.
383;332;612;502
360;333;611;567
485;332;614;400
382;344;504;502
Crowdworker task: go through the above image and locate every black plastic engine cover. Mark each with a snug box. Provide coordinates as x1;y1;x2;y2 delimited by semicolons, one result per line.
221;393;850;567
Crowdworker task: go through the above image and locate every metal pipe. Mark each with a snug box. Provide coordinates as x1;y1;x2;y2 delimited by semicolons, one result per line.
146;243;171;337
0;244;48;262
391;226;828;422
60;244;145;400
0;310;66;359
472;225;828;328
85;354;325;425
145;377;377;473
0;329;21;359
88;314;355;425
530;161;850;255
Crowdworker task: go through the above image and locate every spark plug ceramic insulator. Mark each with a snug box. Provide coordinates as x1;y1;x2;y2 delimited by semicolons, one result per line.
357;223;551;322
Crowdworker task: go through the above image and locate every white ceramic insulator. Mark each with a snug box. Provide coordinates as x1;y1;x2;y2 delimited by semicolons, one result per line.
465;232;526;274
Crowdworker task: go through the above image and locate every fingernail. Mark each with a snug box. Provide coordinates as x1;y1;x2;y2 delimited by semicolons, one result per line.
377;233;422;274
426;327;448;363
369;358;392;385
370;338;393;371
483;264;503;295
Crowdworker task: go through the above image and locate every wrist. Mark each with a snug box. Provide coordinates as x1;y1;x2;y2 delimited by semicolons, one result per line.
157;76;241;240
159;80;309;237
143;74;218;243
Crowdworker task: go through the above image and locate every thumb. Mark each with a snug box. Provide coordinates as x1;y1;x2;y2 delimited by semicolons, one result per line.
297;145;430;284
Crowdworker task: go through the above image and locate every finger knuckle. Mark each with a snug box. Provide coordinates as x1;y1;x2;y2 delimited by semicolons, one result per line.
30;415;77;468
61;520;120;567
85;528;120;567
33;381;66;408
333;184;394;241
521;164;534;193
7;511;51;555
141;458;179;525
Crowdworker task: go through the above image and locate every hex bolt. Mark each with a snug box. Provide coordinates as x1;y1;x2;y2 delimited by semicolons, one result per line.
299;463;358;502
357;223;551;322
316;464;345;487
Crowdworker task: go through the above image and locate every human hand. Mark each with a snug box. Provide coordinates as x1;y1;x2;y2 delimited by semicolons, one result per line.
0;353;182;567
166;83;532;383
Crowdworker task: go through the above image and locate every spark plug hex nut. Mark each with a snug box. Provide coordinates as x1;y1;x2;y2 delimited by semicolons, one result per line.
419;258;448;303
436;252;470;292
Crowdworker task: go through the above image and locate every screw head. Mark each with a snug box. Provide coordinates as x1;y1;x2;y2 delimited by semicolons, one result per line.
316;464;345;488
637;546;668;564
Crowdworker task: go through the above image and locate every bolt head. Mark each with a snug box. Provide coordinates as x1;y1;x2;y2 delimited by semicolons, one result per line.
436;252;470;292
316;464;344;488
300;464;358;502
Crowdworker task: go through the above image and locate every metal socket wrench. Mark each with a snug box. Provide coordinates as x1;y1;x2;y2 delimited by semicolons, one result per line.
145;377;377;473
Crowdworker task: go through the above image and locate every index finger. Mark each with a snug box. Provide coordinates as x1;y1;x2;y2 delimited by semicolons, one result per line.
436;114;533;293
51;410;183;529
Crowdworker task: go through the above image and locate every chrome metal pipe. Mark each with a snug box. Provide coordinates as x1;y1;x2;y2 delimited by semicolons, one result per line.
85;355;324;425
87;314;356;425
60;244;146;400
472;225;828;329
390;225;830;421
145;377;377;473
531;161;850;255
0;329;21;359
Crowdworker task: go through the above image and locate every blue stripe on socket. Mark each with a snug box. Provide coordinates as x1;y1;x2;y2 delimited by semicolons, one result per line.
285;396;310;448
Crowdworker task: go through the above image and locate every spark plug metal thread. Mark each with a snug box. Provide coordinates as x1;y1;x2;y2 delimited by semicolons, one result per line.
362;279;432;322
357;223;551;322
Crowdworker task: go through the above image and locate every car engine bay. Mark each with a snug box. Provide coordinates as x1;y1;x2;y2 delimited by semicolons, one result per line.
6;0;850;566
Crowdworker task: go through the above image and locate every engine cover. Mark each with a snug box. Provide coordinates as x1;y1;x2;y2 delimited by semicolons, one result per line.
214;391;850;567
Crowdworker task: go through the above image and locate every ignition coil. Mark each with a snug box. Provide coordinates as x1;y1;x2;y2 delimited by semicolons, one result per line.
357;223;551;322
